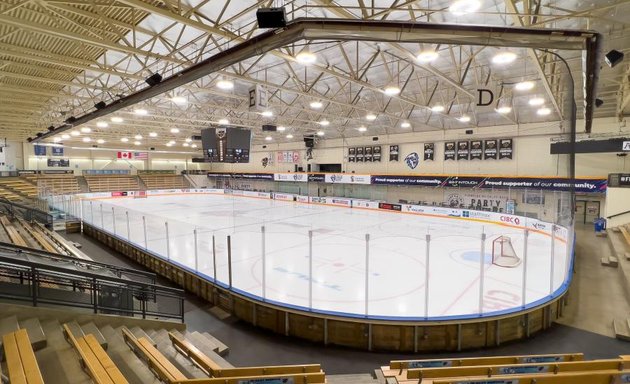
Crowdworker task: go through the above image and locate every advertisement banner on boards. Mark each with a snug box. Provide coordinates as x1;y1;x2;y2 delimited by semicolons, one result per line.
274;173;308;182
324;174;371;184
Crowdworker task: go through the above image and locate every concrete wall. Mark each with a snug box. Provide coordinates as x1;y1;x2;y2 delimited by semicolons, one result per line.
606;187;630;227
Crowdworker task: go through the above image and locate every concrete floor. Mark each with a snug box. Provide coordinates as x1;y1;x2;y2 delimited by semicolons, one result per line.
61;225;630;374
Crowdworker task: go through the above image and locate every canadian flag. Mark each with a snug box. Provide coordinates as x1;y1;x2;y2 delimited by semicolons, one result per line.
117;151;132;159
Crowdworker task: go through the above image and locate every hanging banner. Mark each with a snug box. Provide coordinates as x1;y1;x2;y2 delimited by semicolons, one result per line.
364;146;373;162
457;141;469;160
34;145;47;156
348;147;356;162
356;147;364;162
276;151;300;163
389;145;399;161
423;143;434;161
470;140;483;160
373;146;381;162
499;138;513;159
444;142;456;160
51;146;64;156
484;139;498;159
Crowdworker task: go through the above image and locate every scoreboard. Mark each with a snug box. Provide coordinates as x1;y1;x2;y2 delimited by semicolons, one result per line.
201;127;251;163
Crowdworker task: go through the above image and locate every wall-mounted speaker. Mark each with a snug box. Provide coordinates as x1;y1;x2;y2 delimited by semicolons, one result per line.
262;124;277;132
465;129;474;135
94;101;106;110
256;7;286;28
145;73;163;87
304;137;315;148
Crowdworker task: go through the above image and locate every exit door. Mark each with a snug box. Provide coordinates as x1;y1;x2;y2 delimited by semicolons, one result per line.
575;200;586;224
575;200;601;224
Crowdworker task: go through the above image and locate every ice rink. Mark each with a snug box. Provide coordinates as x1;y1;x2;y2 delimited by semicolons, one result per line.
78;193;569;319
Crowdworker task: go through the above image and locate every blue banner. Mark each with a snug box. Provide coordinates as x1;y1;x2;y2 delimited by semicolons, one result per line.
34;145;47;156
51;146;64;156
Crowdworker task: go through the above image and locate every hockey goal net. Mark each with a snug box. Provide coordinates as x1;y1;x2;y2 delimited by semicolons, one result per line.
133;191;147;198
491;236;521;268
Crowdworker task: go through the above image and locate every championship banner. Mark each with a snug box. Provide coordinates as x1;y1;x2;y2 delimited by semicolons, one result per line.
457;141;469;160
356;147;364;162
389;145;399;161
348;147;356;162
423;143;434;161
34;145;47;156
470;140;483;160
499;138;513;159
276;151;300;163
373;146;382;162
444;142;456;160
484;139;498;159
52;146;64;156
364;146;373;162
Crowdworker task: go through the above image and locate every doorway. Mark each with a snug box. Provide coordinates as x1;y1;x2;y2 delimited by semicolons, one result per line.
575;199;601;224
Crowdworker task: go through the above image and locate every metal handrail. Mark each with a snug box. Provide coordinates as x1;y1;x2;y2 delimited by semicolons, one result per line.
0;253;185;322
607;210;630;219
0;240;156;283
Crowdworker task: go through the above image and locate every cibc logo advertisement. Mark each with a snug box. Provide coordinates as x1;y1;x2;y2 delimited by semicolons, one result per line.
500;215;521;225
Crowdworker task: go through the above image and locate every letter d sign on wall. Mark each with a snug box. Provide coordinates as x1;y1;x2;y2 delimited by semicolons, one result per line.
477;89;494;106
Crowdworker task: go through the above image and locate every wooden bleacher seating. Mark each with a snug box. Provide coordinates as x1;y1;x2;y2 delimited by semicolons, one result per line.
15;217;59;254
63;323;129;384
0;215;29;247
430;370;630;384
0;178;38;200
122;326;188;384
169;373;326;384
388;353;584;370
36;175;80;196
168;332;323;378
619;225;630;247
140;174;189;190
84;175;140;193
2;328;44;384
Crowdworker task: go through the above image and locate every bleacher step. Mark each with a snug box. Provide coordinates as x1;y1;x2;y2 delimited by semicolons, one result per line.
327;374;379;384
180;330;234;368
613;318;630;341
609;256;619;267
153;332;207;379
0;315;20;342
104;325;161;384
613;227;622;233
130;326;156;347
199;331;230;356
63;321;84;340
38;319;92;384
19;317;47;350
80;322;107;350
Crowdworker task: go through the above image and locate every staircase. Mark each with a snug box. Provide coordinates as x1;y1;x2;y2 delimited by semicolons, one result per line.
76;176;89;193
136;176;148;190
608;225;630;340
0;303;231;384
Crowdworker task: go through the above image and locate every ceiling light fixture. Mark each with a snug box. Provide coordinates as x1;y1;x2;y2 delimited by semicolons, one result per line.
97;139;105;144
149;132;157;137
218;119;229;125
121;138;129;142
261;110;273;117
449;0;481;15
216;79;234;90
458;115;471;122
384;85;401;96
61;134;70;139
416;50;439;63
53;137;61;143
358;126;367;132
528;97;545;106
134;141;141;146
185;138;192;143
265;136;272;141
286;134;294;139
70;131;80;136
277;126;286;131
134;135;142;140
296;51;316;65
191;144;197;148
134;109;148;116
96;122;108;128
80;127;91;133
170;128;180;133
309;101;323;109
171;96;187;104
492;51;517;65
431;105;445;112
316;131;325;136
183;143;190;147
166;143;173;147
111;117;123;123
496;106;512;114
319;119;330;126
515;81;535;91
537;107;551;116
82;137;91;143
366;113;377;121
400;121;411;128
